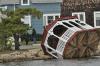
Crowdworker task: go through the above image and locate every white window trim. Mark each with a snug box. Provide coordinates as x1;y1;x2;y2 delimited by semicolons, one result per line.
0;6;7;11
94;11;100;28
21;15;31;27
72;12;86;23
28;15;31;27
21;0;30;5
43;13;60;26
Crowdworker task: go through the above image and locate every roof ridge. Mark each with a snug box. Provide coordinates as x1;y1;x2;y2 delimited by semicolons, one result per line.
0;0;62;5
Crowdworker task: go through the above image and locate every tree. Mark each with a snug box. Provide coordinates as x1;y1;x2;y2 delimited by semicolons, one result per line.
0;8;42;50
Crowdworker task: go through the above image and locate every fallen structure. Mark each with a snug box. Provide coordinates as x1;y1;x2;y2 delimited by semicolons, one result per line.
41;16;100;59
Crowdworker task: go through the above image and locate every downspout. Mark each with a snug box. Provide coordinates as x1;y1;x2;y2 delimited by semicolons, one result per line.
14;4;16;11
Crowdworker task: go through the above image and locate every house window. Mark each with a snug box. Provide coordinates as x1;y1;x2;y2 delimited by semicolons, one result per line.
21;0;30;5
21;15;31;26
94;12;100;28
43;13;60;26
0;6;7;11
55;16;59;20
48;16;53;23
72;12;86;23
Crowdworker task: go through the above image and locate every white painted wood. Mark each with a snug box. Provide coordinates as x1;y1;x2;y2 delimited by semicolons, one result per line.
21;15;31;26
21;0;30;5
44;18;93;58
0;6;7;11
43;13;60;26
72;12;86;23
94;11;100;28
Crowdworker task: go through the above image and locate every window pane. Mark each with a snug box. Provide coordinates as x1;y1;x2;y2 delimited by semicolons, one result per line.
48;16;53;23
21;15;31;26
80;14;84;21
55;16;59;19
48;16;53;19
96;13;100;26
96;20;100;26
73;14;78;18
23;0;28;4
72;13;85;22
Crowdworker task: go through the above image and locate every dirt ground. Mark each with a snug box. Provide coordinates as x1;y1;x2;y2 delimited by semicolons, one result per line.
0;44;52;63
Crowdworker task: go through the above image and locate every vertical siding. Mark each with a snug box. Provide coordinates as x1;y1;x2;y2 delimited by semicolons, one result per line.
31;17;43;34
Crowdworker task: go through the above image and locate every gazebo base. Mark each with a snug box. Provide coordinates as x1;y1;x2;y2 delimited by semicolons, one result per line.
63;28;100;58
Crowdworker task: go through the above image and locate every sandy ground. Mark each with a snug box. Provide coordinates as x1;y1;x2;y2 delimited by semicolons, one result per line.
0;44;52;63
0;43;100;63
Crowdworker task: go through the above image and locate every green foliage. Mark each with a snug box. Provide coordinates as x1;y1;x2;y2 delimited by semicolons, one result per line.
0;8;42;50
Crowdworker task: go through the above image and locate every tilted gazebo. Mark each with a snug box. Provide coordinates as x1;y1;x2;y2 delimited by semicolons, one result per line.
41;16;100;59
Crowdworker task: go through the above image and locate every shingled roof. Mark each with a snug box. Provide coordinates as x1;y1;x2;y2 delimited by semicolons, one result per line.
31;0;62;3
0;0;19;5
0;0;62;5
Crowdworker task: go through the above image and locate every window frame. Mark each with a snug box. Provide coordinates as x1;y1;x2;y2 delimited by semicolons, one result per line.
21;0;30;5
0;6;7;11
94;11;100;28
43;13;60;26
47;16;54;24
72;12;86;23
21;15;31;27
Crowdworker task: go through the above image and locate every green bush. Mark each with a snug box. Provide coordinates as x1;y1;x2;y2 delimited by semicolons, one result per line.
36;34;42;41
